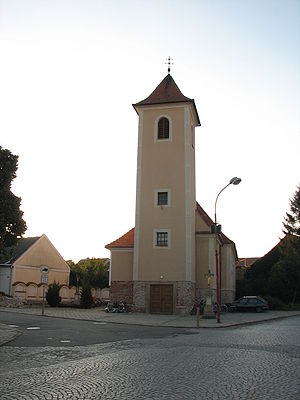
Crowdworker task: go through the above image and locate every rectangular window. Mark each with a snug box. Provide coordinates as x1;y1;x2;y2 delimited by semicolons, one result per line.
157;191;168;206
156;232;168;247
154;189;171;208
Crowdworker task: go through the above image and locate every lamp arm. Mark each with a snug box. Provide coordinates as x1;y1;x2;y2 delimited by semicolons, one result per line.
214;183;231;224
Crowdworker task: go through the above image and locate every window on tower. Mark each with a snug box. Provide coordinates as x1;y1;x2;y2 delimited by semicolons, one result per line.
156;232;168;247
157;117;169;139
157;191;168;206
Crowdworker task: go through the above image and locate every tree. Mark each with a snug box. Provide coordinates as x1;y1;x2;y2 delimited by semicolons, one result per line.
239;185;300;305
279;185;300;304
283;184;300;236
68;258;109;289
268;185;300;304
80;280;94;308
46;281;61;307
0;146;27;258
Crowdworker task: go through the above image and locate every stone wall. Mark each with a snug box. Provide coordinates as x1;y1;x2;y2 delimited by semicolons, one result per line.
175;282;195;314
132;282;147;312
131;281;196;314
0;293;25;308
110;281;133;305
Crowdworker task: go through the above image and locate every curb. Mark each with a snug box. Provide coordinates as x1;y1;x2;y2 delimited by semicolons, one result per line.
1;308;300;334
0;323;23;347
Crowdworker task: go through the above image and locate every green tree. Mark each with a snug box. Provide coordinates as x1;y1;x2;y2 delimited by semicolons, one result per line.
240;185;300;305
283;184;300;236
0;146;27;259
272;236;300;304
243;244;281;297
46;281;61;307
279;185;300;304
80;280;94;308
68;258;109;289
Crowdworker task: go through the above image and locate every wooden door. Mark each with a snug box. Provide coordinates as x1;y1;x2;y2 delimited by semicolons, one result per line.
150;284;173;314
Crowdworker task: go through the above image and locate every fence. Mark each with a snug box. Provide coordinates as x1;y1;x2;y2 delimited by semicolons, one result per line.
12;281;109;304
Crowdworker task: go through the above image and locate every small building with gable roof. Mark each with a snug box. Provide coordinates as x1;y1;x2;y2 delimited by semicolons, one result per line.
0;234;70;297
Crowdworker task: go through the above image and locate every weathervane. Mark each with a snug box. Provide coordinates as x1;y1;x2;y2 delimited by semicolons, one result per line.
165;56;174;74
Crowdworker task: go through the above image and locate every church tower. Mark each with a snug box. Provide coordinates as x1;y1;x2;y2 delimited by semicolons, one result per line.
132;73;201;313
106;71;237;313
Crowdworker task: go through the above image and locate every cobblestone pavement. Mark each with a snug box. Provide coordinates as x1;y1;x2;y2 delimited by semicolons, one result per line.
0;316;299;399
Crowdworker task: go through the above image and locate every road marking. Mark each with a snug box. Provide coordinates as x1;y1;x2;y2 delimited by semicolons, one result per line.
60;340;71;343
93;322;107;325
8;325;19;328
26;327;40;330
47;337;53;340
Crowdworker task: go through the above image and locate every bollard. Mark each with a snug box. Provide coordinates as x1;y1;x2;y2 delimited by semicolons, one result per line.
42;284;45;316
196;306;200;328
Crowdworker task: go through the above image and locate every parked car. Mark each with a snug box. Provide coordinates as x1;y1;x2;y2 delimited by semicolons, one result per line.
230;296;269;313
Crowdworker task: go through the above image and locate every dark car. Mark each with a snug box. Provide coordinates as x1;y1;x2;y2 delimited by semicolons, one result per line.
230;296;269;313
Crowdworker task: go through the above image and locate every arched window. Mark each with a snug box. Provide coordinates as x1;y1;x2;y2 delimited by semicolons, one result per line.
157;117;169;139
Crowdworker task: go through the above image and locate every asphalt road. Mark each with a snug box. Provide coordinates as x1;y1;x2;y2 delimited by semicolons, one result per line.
0;313;300;400
0;311;190;347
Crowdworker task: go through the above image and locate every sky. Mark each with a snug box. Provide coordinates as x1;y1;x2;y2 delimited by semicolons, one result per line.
0;0;299;262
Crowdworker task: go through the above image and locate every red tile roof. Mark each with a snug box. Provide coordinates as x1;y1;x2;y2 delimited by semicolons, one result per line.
196;202;213;227
105;202;236;251
105;228;134;249
195;202;234;245
133;74;201;126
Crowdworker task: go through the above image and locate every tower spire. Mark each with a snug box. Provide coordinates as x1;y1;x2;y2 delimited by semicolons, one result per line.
165;56;174;74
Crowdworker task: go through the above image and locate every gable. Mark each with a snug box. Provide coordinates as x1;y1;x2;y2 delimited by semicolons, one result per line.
133;74;200;126
14;235;70;272
105;228;134;249
195;203;212;232
6;237;40;264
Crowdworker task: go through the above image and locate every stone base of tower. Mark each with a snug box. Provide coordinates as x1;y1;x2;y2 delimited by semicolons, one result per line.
131;281;195;314
109;281;133;305
175;282;195;314
110;280;196;314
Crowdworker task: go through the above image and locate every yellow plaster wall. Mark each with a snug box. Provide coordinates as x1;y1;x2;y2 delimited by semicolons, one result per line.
13;235;70;286
111;250;133;281
195;236;210;288
136;105;197;282
195;212;210;231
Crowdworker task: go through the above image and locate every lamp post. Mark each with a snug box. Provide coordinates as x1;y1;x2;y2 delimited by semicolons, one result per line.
215;177;241;323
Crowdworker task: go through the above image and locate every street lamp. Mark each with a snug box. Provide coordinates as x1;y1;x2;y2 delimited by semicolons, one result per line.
215;177;241;323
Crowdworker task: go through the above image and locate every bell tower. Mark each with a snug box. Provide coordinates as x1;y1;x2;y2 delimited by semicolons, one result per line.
132;72;201;313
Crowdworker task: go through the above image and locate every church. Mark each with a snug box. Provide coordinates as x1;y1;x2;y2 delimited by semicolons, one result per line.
106;70;238;314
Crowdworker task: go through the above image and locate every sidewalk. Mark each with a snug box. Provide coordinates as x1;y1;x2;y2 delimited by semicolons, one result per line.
1;306;300;345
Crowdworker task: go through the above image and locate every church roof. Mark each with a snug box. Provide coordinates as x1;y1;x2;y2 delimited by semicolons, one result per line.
195;202;234;245
105;228;135;249
133;74;201;125
105;203;236;249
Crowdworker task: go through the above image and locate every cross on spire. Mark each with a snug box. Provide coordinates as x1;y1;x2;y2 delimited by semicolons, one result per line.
165;56;174;74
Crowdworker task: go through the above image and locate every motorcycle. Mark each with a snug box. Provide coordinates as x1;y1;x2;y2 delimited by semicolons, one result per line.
105;301;129;313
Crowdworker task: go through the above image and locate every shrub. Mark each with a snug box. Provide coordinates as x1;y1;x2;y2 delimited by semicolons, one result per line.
46;281;61;307
263;295;285;310
80;282;94;309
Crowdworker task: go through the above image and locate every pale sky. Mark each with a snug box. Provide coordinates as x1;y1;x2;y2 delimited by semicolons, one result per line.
1;0;299;262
